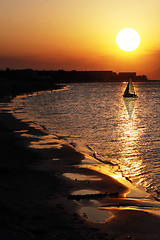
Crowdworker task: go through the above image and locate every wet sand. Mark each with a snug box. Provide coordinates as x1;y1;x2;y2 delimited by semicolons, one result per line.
1;97;160;240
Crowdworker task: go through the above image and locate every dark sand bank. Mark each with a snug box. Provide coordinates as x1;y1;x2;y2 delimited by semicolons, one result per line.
1;97;160;240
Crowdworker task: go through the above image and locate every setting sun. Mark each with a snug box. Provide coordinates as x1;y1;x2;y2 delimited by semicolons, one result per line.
116;28;141;52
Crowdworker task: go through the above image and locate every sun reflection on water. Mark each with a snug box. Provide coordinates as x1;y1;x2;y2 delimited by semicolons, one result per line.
117;97;149;190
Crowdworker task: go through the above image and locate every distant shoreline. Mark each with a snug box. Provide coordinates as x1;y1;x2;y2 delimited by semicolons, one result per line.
0;69;159;98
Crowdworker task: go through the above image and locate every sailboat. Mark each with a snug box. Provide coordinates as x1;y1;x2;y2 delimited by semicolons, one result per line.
123;78;138;98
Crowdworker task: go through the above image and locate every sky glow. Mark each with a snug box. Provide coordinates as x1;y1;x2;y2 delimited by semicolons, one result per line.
0;0;160;79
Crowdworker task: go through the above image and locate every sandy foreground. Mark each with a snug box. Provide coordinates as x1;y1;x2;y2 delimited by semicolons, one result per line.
0;97;160;240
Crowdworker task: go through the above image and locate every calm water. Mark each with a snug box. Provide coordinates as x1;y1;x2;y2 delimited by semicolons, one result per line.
12;82;160;199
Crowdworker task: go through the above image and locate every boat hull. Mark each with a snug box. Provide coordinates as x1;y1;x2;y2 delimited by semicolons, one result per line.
123;93;138;98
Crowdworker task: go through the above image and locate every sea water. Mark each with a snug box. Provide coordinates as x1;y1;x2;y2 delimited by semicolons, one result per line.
12;82;160;199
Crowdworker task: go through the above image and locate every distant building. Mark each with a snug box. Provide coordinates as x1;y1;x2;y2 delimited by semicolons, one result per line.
118;72;137;81
89;71;117;82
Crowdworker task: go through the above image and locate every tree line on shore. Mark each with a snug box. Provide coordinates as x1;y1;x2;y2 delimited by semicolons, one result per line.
0;68;151;97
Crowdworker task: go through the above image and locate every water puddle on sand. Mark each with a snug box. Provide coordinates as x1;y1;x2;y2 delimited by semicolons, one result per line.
72;189;101;195
63;173;102;181
30;142;61;149
15;130;28;133
78;197;160;223
70;189;112;223
16;131;62;149
29;136;62;149
79;200;111;223
52;158;60;161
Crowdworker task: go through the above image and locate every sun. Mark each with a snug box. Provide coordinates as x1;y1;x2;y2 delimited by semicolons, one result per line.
116;28;141;52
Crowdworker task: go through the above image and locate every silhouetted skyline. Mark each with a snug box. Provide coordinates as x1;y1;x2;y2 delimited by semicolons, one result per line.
2;68;159;98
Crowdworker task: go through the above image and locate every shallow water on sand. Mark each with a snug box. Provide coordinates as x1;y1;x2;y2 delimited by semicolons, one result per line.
12;82;160;199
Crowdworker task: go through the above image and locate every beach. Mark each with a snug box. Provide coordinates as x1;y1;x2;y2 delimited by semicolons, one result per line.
1;96;160;240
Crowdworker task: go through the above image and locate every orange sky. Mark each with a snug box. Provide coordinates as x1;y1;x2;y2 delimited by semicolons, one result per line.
0;0;160;79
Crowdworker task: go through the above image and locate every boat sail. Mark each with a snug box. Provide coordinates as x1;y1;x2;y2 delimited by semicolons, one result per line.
123;78;138;98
